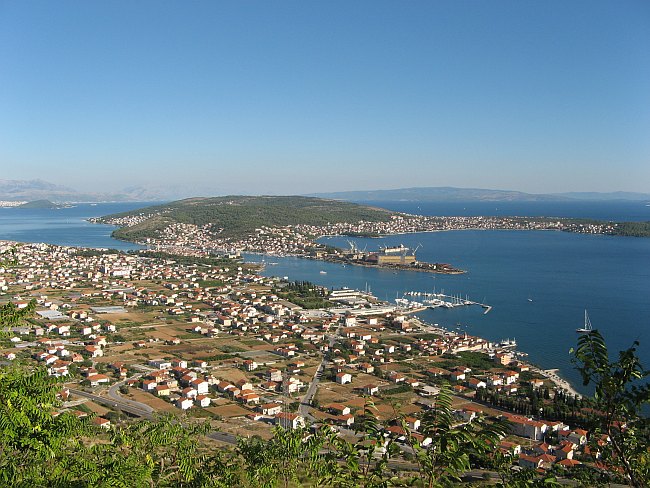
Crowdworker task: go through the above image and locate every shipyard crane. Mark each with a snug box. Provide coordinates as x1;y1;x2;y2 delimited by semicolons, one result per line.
413;243;422;256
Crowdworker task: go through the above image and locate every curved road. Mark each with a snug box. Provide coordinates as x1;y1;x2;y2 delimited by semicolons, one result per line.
69;388;155;420
107;374;155;414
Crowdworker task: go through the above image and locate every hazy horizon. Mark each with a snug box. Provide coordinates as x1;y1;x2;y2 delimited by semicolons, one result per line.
1;1;649;195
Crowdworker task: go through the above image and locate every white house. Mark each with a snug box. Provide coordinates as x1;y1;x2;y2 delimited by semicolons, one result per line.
335;372;352;385
275;412;305;429
87;374;110;387
405;417;421;431
190;378;209;394
195;395;211;407
259;403;283;416
177;398;194;410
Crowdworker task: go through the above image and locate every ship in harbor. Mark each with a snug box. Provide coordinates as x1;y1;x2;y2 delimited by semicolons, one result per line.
379;244;410;254
326;241;465;274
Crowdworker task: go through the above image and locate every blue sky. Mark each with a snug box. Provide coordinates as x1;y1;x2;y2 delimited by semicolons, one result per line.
0;1;648;195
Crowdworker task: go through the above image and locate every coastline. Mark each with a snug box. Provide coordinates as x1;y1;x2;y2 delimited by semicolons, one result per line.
408;316;584;399
18;207;643;403
534;367;583;399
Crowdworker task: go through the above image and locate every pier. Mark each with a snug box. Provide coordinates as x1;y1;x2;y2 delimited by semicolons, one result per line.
400;290;492;314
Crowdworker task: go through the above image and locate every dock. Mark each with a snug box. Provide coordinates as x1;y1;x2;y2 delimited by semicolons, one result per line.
402;306;428;314
402;290;492;314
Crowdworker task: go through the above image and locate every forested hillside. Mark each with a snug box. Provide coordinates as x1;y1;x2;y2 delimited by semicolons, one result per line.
100;196;396;241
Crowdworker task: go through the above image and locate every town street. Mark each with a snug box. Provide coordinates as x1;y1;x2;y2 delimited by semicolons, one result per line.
299;323;342;419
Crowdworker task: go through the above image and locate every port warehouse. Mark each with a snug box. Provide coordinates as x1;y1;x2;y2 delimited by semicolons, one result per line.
366;253;417;265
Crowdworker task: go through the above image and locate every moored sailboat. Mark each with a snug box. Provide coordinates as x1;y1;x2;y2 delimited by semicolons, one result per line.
576;310;595;333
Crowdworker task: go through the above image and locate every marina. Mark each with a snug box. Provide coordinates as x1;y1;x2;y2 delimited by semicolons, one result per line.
400;290;492;314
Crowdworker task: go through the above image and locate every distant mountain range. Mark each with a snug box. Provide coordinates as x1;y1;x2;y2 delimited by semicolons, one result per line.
554;191;650;201
0;179;168;202
2;179;648;203
309;187;650;202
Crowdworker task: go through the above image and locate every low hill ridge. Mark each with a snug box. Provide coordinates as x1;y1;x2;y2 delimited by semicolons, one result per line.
100;195;395;241
309;186;650;202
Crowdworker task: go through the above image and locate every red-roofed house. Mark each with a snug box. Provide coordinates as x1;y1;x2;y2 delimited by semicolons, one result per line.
195;395;211;407
87;374;110;387
336;372;352;385
362;384;379;396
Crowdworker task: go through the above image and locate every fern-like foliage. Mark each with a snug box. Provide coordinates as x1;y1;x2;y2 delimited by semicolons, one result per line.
572;330;650;487
406;383;506;488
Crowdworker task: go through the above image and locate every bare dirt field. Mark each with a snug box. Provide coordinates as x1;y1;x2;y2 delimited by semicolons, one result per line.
126;389;176;412
207;403;251;418
315;382;353;405
216;417;273;440
97;312;133;322
83;400;110;416
109;343;136;353
211;366;249;384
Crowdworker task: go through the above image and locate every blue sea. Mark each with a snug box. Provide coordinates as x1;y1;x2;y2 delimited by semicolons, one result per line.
254;200;650;395
357;199;650;222
1;200;649;394
0;203;148;250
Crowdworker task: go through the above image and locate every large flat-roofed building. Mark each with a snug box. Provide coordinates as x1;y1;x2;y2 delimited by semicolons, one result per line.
364;244;417;265
37;310;66;320
91;306;128;314
366;253;416;265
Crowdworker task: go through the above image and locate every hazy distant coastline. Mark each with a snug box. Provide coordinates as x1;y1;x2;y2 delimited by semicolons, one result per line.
309;186;650;203
2;179;649;204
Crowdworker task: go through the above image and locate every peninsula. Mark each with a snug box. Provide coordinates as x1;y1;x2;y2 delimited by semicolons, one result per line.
92;196;466;273
92;196;650;270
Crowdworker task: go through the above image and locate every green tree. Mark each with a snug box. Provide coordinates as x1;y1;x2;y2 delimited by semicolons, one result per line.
0;300;36;333
406;383;506;488
237;426;341;488
0;367;93;486
571;330;650;487
346;398;399;488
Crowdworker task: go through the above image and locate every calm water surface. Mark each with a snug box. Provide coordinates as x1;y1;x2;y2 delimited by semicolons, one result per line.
2;200;649;393
0;203;150;250
254;200;650;394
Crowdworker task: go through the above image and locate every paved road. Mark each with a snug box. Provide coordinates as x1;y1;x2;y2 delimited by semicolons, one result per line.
299;323;342;420
107;374;154;414
69;388;155;420
70;386;241;446
206;431;238;445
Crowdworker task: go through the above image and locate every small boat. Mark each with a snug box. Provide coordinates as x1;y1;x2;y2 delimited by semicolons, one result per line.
576;310;595;333
319;270;327;274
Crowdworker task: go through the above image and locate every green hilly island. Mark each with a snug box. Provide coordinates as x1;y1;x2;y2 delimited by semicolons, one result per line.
101;196;396;241
18;199;65;209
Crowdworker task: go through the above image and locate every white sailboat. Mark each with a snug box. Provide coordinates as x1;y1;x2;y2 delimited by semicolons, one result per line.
576;310;594;333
